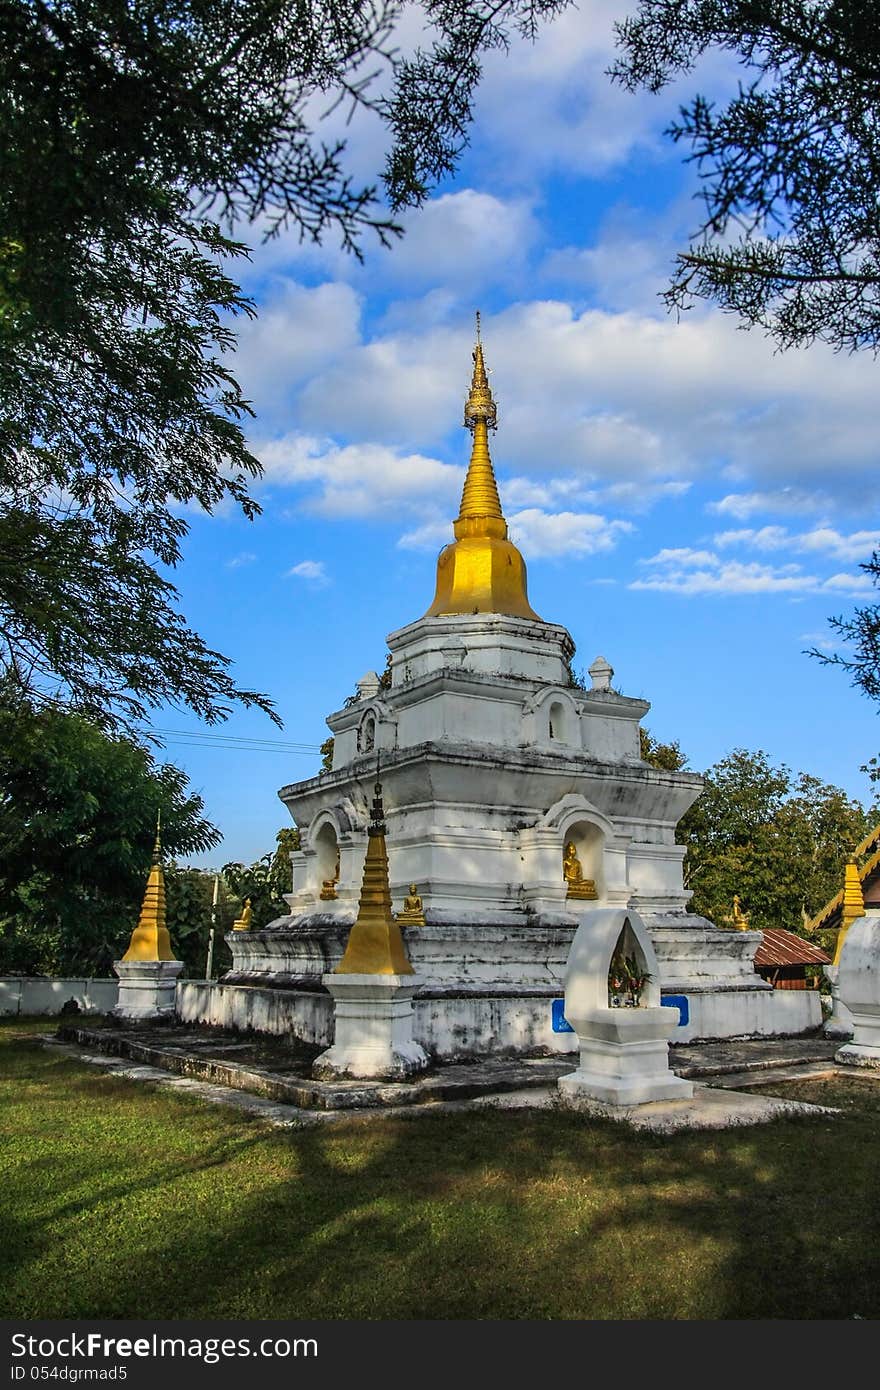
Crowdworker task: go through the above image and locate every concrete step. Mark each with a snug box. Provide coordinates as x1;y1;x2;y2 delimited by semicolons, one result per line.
55;1022;841;1113
56;1024;569;1111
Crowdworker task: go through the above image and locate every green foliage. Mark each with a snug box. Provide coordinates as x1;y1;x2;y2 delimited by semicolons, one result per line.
678;747;876;936
320;736;335;771
0;0;569;732
608;951;652;1005
640;726;689;771
0;696;220;975
222;828;299;930
612;2;880;354
164;865;234;980
809;552;880;718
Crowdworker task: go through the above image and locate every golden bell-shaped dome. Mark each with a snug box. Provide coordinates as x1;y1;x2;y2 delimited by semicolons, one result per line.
423;320;541;621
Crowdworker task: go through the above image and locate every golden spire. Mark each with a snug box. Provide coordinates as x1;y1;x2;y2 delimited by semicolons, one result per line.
422;315;541;621
121;811;178;963
833;857;865;967
335;768;413;975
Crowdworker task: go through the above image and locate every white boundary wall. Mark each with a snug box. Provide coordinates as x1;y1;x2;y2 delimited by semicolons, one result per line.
0;977;118;1016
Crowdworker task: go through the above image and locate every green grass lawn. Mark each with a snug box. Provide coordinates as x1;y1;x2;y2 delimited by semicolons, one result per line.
2;1017;879;1320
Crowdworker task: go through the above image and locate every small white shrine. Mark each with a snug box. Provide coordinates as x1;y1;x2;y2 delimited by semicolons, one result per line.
179;325;818;1056
558;907;693;1106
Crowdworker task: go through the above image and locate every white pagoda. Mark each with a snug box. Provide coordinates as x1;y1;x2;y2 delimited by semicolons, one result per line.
180;327;820;1054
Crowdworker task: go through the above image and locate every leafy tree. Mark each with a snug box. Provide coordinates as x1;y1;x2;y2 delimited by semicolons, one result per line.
0;696;220;975
223;828;299;930
612;2;880;354
809;553;880;710
677;747;875;936
1;0;568;732
164;863;234;980
640;726;689;771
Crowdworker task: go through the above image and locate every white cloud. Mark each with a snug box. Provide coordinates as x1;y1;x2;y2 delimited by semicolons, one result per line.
268;297;878;497
708;489;830;519
799;630;852;654
398;507;632;561
633;551;873;597
233;281;362;425
468;3;736;180
258;434;463;518
379;190;538;291
642;548;719;569
714;525;880;564
225;551;257;569
285;560;330;587
508;508;633;560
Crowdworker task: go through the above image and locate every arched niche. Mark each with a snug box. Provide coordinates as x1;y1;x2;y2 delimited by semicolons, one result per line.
353;701;396;757
311;815;341;897
608;917;654;1008
565;908;662;1018
562;818;605;899
521;687;581;748
540;794;616;904
357;710;376;754
548;699;566;742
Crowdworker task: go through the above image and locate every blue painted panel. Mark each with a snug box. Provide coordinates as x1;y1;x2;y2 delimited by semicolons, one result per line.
661;993;690;1026
552;998;574;1033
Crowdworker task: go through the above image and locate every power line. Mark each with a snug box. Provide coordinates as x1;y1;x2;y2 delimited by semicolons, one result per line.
152;727;323;754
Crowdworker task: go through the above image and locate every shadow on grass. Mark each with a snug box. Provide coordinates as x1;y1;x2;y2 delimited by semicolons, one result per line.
2;1033;879;1320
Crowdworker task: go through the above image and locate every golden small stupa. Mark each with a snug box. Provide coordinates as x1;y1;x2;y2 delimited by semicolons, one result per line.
833;858;865;967
335;770;414;975
121;812;178;963
423;314;541;621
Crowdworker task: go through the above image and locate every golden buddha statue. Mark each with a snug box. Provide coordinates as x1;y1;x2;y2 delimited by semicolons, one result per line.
319;849;340;901
396;884;426;926
563;840;597;900
731;894;749;931
232;897;252;932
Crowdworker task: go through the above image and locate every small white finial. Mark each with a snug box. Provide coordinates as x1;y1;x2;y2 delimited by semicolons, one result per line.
588;655;614;692
356;670;381;700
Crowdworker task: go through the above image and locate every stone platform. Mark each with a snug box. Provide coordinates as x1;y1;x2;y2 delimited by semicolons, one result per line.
52;1020;843;1130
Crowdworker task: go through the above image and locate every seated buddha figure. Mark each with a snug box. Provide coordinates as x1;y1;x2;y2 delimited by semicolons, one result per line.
397;883;426;926
563;840;598;900
731;894;750;931
319;848;340;901
232;897;252;932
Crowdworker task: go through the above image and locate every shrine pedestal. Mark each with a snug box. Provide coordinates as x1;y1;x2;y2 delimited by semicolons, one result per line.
313;974;429;1080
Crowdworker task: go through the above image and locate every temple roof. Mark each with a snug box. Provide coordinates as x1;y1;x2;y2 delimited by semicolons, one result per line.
754;929;830;970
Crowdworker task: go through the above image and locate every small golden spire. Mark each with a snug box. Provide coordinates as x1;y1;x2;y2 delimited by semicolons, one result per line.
423;316;541;621
833;857;865;966
335;767;413;975
121;812;178;963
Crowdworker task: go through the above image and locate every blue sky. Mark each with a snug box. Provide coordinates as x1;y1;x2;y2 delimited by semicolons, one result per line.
156;3;880;866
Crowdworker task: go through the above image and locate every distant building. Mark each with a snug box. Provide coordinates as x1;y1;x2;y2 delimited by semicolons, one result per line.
753;929;830;991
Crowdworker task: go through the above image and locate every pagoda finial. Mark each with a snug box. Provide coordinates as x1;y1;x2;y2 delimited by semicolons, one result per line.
152;808;162;863
422;318;541;620
463;315;498;436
